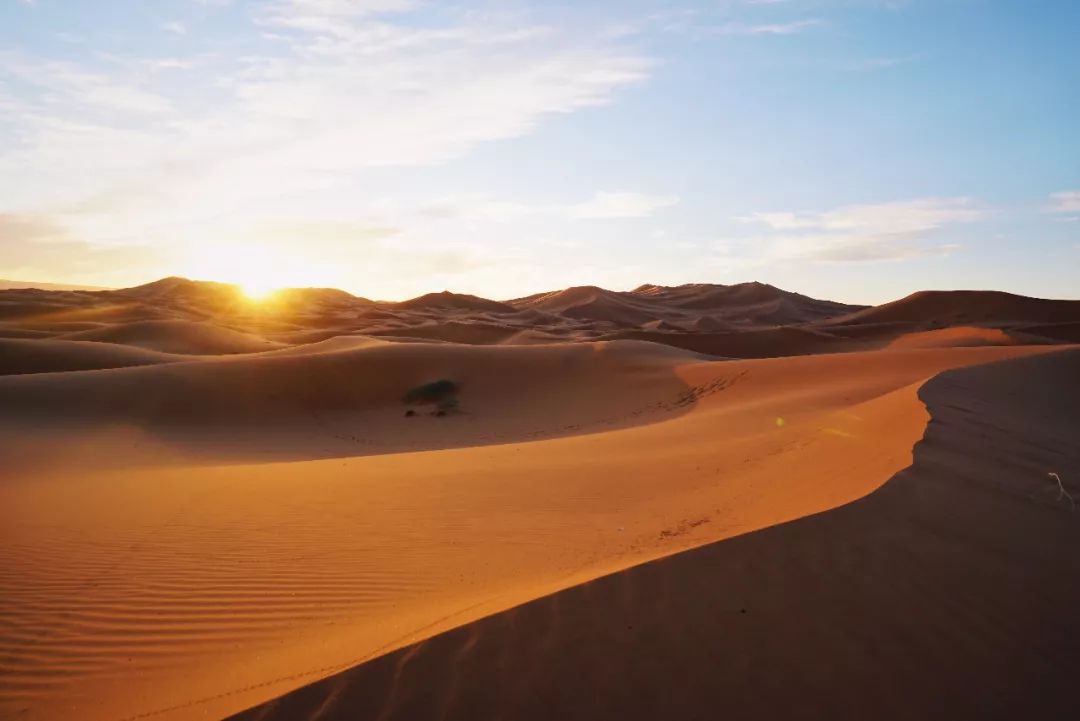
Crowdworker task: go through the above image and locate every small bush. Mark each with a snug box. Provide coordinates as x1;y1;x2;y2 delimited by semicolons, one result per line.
403;379;459;405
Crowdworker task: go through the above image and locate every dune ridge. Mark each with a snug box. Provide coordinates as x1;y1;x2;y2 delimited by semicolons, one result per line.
5;279;1077;366
230;348;1080;721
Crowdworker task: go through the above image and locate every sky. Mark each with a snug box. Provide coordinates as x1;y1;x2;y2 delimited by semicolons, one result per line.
0;0;1077;303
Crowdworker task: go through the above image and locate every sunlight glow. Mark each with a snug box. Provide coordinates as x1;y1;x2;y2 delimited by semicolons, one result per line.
239;280;279;302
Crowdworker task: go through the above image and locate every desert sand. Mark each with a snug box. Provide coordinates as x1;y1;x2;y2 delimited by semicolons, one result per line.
0;278;1077;721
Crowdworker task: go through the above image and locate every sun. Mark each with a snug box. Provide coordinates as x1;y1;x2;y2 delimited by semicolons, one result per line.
239;280;279;302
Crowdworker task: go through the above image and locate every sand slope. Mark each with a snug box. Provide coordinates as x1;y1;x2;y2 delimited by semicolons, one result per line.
0;338;189;376
823;289;1080;327
58;320;283;355
233;348;1080;721
0;343;1057;721
883;325;1051;349
0;341;703;468
604;326;852;358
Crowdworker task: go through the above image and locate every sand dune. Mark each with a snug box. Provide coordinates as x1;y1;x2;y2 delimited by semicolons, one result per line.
823;289;1080;328
632;281;860;324
232;349;1080;721
368;321;524;345
883;325;1052;349
2;277;1078;721
0;340;704;467
395;291;515;314
0;279;112;291
1015;320;1080;343
58;319;284;355
0;342;1058;721
0;338;188;375
9;279;1075;358
510;281;863;329
604;326;852;358
512;285;668;326
0;327;55;339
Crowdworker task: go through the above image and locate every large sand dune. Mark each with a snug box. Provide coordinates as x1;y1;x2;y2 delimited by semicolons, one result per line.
0;341;1062;721
1;278;1078;721
232;349;1080;721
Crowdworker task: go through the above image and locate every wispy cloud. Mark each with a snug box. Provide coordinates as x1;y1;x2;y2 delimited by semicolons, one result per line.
716;19;822;36
418;191;680;222
570;192;680;219
0;3;653;286
735;197;985;262
0;52;173;116
842;53;923;71
1047;190;1080;215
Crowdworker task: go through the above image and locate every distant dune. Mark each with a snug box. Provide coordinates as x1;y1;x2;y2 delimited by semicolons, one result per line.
1;276;1078;721
0;278;113;291
396;290;515;314
822;289;1080;327
58;319;284;355
6;278;1077;362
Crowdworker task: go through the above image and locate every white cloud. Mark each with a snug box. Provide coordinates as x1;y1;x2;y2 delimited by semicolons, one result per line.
0;53;173;116
739;197;983;233
570;191;680;219
716;19;822;35
1047;190;1080;214
735;197;984;262
418;191;680;222
162;21;187;35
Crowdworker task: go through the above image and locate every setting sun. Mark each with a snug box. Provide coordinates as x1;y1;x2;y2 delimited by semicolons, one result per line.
239;280;279;302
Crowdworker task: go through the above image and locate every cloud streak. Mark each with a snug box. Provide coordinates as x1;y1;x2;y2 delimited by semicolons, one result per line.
734;197;985;262
1047;190;1080;214
716;19;822;35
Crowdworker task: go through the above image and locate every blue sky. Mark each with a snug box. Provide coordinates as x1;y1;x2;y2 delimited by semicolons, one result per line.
0;0;1076;302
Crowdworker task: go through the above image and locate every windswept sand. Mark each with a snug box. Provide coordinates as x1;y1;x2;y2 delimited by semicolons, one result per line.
0;341;1062;721
2;279;1079;721
232;349;1080;721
